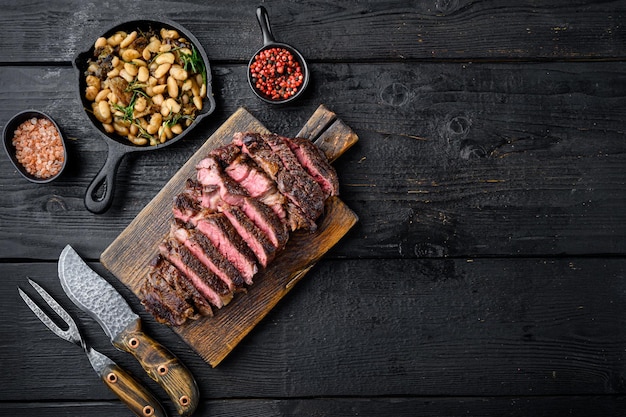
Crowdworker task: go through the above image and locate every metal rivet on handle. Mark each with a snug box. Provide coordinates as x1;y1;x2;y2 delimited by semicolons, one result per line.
157;365;168;375
129;337;139;348
143;405;154;416
179;395;190;406
107;372;118;383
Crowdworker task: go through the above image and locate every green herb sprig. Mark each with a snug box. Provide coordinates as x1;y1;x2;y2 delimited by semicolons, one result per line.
180;45;207;85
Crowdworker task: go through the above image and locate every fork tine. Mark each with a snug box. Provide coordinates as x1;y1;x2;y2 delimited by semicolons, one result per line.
18;278;80;345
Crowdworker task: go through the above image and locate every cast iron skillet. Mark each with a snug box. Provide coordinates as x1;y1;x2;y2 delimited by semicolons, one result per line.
74;18;216;214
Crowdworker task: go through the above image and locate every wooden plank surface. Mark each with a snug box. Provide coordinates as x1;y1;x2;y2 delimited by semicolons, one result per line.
2;1;626;415
1;61;624;260
2;396;626;417
1;1;626;62
101;106;358;366
4;258;626;399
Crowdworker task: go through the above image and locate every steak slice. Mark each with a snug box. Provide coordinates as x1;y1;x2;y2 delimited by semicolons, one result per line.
182;178;222;212
149;254;213;317
159;238;233;308
196;155;288;249
210;142;241;167
232;132;282;179
263;133;325;218
140;270;198;326
173;193;258;284
180;175;277;267
222;205;276;267
286;136;339;198
218;151;288;222
223;153;273;198
171;222;245;291
233;132;324;229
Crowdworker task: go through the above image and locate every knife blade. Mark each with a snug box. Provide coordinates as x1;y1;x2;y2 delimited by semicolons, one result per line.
58;244;199;417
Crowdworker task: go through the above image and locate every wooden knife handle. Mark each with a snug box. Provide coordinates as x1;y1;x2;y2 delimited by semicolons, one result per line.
101;362;168;417
113;322;199;417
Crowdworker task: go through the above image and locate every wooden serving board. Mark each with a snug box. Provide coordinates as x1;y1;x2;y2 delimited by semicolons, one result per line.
101;105;359;367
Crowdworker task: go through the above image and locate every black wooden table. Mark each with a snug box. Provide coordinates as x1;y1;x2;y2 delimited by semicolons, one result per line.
1;1;626;416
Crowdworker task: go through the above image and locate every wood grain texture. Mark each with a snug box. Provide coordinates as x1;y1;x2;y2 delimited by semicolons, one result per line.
2;396;626;417
0;0;625;62
2;1;626;414
4;258;626;400
1;62;624;260
101;106;358;366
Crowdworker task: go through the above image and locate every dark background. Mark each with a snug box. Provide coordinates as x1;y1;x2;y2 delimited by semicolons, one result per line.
1;1;625;416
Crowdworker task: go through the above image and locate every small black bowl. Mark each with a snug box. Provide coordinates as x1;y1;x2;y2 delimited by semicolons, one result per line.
247;6;310;104
2;110;67;184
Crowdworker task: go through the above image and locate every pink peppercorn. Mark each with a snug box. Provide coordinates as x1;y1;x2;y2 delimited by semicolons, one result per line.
250;47;304;101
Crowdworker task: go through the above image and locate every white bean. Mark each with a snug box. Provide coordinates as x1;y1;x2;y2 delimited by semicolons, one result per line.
85;86;98;101
86;75;100;89
120;31;137;49
142;47;152;61
153;63;171;79
107;32;125;47
146;113;162;135
167;76;179;98
94;37;107;49
119;68;134;83
113;122;129;136
131;58;147;67
182;79;193;92
121;49;140;62
152;93;164;106
170;65;188;81
170;124;183;135
134;96;147;112
137;66;149;83
146;39;161;53
95;100;111;123
123;62;138;77
155;52;175;65
161;98;181;116
160;28;179;39
95;88;111;103
129;136;148;146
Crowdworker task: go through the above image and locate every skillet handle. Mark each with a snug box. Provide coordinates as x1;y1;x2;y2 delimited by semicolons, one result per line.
85;144;126;214
256;6;276;45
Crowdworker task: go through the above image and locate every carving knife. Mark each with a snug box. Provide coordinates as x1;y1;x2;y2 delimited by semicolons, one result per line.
58;244;199;417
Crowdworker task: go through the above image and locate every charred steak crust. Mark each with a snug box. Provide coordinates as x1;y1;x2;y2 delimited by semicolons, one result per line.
210;143;241;167
196;154;288;249
150;255;213;317
264;133;326;208
223;205;276;267
286;136;339;198
219;151;291;229
233;132;324;227
160;239;233;308
172;220;246;291
172;193;258;283
141;130;341;326
141;263;199;326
